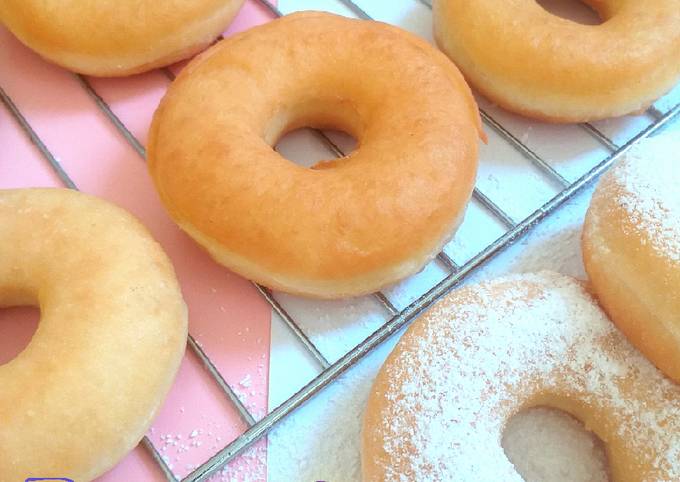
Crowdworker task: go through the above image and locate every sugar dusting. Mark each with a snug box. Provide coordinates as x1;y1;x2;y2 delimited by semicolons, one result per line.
156;417;266;481
154;390;267;481
611;135;680;263
370;272;680;480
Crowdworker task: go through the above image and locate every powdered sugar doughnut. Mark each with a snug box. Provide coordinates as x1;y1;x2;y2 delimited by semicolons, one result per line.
362;272;680;481
583;134;680;383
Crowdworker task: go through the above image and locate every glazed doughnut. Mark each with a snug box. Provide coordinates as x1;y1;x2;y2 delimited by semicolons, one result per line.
583;134;680;383
148;12;483;299
362;272;680;481
0;189;187;480
432;0;680;122
0;0;245;76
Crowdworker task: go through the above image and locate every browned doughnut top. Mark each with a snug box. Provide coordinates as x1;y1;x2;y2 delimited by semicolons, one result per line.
0;0;245;76
433;0;680;122
148;12;483;298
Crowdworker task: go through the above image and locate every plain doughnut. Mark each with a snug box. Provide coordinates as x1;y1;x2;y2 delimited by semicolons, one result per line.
583;134;680;382
148;12;483;299
0;0;245;76
432;0;680;122
0;188;187;480
363;272;680;481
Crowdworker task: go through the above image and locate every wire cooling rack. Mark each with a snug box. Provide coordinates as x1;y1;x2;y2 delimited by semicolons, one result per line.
2;0;679;480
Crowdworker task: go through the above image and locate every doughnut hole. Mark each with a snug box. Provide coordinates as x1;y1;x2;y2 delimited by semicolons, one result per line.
266;97;361;169
535;0;605;25
275;129;358;168
502;406;610;481
0;305;40;366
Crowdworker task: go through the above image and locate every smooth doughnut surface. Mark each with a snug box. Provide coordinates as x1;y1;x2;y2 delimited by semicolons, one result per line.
433;0;680;122
363;272;680;481
583;134;680;383
0;0;245;76
148;12;483;299
0;189;188;481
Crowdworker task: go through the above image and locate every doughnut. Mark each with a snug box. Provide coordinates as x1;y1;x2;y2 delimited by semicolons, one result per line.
148;12;483;299
583;134;680;383
0;0;245;76
362;272;680;481
432;0;680;122
0;188;187;480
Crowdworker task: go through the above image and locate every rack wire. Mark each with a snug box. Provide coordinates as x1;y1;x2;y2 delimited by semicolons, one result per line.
2;0;679;480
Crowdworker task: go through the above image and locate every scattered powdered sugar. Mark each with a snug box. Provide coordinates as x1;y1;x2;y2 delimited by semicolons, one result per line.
155;409;266;481
240;374;253;388
368;271;680;480
610;134;680;263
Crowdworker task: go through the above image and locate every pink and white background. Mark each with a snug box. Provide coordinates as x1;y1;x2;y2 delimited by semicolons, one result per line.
1;0;678;481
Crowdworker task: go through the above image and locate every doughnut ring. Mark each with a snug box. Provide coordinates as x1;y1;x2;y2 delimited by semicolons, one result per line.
0;0;245;76
0;188;187;480
433;0;680;122
363;272;680;480
148;12;483;298
584;134;680;382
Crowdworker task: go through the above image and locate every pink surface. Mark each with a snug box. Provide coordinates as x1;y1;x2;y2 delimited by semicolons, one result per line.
0;1;276;480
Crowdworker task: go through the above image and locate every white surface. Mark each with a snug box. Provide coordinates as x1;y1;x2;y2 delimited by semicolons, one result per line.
266;0;680;480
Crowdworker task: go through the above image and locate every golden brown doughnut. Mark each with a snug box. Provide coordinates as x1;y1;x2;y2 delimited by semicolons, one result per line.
0;188;187;481
363;272;680;481
432;0;680;122
148;11;483;299
583;134;680;382
0;0;245;76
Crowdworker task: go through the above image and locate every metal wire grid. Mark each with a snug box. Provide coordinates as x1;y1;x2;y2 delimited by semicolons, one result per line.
1;0;678;479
